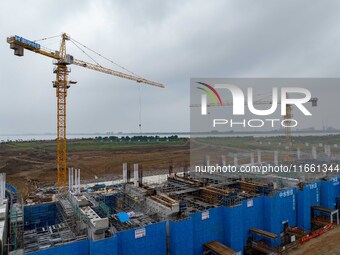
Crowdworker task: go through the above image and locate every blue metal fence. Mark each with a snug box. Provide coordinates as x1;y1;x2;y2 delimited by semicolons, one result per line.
320;178;340;209
224;204;244;253
297;182;320;231
90;235;118;255
191;207;225;255
118;221;166;255
169;218;194;255
263;188;297;247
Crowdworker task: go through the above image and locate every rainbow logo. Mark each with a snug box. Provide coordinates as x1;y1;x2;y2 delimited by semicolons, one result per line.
196;82;223;106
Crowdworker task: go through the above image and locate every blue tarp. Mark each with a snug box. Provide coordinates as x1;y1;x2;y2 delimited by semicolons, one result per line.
117;212;130;223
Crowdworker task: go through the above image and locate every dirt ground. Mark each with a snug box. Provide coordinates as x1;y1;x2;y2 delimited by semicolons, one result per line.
288;226;340;255
1;138;340;253
0;139;189;197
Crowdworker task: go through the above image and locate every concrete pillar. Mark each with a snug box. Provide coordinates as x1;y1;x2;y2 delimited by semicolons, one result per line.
123;163;128;183
77;169;81;193
312;146;317;159
72;168;78;193
257;150;261;163
68;168;71;191
3;173;5;201
274;151;278;165
324;145;331;157
205;155;210;167
221;155;226;166
70;168;74;192
2;173;5;202
0;174;3;204
234;153;238;167
134;163;139;187
250;152;254;165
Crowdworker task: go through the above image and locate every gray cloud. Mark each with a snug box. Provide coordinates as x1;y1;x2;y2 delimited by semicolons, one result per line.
1;0;340;134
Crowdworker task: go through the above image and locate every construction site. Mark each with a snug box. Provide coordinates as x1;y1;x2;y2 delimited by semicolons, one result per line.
0;159;338;255
2;32;340;255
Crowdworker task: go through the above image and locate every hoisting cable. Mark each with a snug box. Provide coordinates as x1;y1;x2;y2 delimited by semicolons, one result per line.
69;36;147;134
34;34;61;42
70;37;142;78
138;84;142;134
69;40;103;67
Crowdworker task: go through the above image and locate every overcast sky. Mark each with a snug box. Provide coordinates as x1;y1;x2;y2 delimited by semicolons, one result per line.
1;0;340;134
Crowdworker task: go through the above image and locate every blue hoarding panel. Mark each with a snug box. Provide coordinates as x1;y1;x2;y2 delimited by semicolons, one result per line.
320;178;340;209
241;197;264;246
297;182;320;231
191;207;224;255
224;196;263;253
263;188;297;247
169;218;194;255
118;221;166;255
224;204;244;253
90;235;118;255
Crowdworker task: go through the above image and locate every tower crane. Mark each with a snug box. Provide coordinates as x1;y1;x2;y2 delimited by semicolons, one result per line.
7;33;165;192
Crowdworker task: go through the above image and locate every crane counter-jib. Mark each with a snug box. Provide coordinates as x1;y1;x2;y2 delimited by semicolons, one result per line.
7;35;61;60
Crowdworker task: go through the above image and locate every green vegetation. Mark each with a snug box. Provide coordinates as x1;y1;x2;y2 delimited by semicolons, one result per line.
1;135;187;153
192;134;340;153
3;134;340;154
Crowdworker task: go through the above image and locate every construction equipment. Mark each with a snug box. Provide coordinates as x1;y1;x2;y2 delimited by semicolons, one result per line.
7;33;164;193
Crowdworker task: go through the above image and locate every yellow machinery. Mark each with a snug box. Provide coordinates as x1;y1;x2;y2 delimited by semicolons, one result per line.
7;33;164;192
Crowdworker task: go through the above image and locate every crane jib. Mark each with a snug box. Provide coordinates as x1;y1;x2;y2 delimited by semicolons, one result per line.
14;35;40;50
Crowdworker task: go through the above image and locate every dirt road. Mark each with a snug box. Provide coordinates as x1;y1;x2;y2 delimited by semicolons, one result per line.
289;226;340;255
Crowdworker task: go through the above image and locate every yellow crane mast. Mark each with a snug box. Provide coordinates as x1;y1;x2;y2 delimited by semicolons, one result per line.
7;33;164;192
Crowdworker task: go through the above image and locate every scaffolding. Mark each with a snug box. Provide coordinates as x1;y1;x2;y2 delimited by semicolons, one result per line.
20;199;87;253
9;203;23;251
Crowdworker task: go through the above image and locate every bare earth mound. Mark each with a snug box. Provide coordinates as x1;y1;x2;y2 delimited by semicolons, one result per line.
0;138;189;196
288;226;340;255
